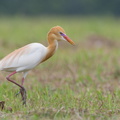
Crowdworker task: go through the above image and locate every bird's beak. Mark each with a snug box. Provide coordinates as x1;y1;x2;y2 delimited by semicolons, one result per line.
63;34;75;45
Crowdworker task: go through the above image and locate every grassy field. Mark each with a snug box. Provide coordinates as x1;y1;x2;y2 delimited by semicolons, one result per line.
0;16;120;120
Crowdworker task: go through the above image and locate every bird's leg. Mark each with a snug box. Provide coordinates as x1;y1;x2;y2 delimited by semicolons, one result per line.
16;78;27;105
19;87;26;105
6;71;27;105
16;77;25;96
16;87;26;105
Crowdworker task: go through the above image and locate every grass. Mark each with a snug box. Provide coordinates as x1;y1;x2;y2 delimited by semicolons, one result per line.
0;16;120;119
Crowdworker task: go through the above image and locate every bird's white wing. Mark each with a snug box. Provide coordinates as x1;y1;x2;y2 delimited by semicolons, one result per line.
0;43;47;72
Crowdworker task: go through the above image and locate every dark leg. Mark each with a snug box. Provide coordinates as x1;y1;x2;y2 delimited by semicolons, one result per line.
16;77;25;96
6;71;27;105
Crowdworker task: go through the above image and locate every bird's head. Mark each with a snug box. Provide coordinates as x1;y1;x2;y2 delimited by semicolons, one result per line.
48;26;75;45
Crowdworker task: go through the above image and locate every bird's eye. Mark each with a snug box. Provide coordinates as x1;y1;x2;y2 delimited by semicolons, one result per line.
59;32;63;35
59;32;65;37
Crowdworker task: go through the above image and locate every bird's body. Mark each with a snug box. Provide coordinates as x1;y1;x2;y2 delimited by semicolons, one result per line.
0;43;48;72
0;26;75;105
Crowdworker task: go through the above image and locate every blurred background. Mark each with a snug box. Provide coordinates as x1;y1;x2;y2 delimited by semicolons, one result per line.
1;1;120;118
0;0;120;76
0;0;120;46
0;0;120;16
0;0;120;84
0;0;120;59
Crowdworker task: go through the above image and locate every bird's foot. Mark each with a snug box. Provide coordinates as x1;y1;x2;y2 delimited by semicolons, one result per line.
20;87;27;105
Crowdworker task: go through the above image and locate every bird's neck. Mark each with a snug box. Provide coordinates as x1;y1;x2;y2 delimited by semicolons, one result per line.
47;39;58;53
41;34;58;63
47;33;58;53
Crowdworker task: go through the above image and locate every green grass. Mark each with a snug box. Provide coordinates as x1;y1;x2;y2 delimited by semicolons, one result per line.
0;16;120;120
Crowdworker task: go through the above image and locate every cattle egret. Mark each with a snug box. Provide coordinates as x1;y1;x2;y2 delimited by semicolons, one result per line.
0;26;75;105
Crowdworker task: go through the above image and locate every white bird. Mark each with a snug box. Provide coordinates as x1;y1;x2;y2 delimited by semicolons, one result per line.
0;26;75;105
